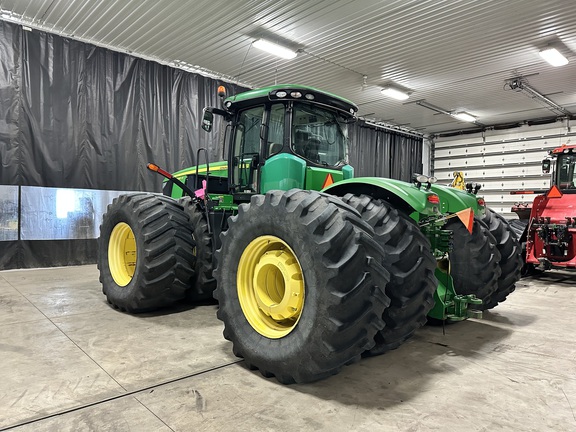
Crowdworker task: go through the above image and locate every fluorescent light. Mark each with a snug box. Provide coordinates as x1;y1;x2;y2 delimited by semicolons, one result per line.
381;86;409;100
253;39;297;59
539;47;568;66
452;111;477;122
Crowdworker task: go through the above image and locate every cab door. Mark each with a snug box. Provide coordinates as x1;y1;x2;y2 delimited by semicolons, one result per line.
231;106;264;194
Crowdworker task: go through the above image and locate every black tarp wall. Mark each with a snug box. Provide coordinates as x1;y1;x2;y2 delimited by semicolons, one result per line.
0;21;423;269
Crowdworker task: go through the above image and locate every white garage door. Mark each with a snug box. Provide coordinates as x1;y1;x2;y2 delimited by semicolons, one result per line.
433;122;576;219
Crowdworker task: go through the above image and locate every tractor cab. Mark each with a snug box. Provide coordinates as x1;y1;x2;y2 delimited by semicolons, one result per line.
202;85;357;200
552;145;576;191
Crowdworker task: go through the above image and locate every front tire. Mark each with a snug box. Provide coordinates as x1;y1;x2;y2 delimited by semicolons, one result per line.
214;190;390;384
98;193;195;313
341;194;437;355
446;217;501;306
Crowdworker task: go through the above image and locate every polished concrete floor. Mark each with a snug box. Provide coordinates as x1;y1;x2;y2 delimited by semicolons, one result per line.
0;265;575;431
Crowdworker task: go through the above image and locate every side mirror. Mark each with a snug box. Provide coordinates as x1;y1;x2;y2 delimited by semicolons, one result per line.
202;109;214;132
542;158;551;174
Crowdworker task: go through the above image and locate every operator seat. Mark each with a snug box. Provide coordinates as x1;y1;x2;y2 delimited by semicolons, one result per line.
294;130;320;163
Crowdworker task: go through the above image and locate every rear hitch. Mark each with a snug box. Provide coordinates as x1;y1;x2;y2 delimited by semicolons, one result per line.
428;262;483;322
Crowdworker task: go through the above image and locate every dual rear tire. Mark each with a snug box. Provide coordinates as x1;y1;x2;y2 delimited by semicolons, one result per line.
341;194;437;355
446;209;522;311
214;190;391;384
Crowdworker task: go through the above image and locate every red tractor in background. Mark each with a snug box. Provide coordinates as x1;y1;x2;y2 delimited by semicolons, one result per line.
510;144;576;274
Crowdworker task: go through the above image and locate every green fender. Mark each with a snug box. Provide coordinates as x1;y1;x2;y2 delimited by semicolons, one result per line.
430;184;485;216
322;177;440;216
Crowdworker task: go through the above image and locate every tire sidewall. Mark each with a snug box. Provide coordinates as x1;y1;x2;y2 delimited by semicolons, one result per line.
98;195;146;303
218;201;332;363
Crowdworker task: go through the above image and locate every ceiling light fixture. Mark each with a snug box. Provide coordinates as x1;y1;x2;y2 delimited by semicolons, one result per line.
452;111;477;122
381;85;410;101
253;39;297;60
539;47;569;67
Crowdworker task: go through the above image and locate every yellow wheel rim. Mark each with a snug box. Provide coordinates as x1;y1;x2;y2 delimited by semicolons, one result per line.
237;235;305;339
108;222;137;287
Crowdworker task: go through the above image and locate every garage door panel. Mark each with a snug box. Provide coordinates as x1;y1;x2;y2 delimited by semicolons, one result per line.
435;166;547;181
433;124;575;214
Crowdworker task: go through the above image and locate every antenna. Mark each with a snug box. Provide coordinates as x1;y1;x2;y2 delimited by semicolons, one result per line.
236;42;252;85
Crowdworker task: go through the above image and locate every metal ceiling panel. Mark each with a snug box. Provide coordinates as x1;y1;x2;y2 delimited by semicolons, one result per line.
1;0;575;135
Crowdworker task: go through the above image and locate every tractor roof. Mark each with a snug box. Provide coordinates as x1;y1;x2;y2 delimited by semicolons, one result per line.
224;84;358;116
552;144;576;154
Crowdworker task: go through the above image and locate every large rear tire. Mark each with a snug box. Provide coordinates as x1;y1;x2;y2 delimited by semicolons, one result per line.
341;194;437;356
213;189;390;384
179;197;217;301
481;209;522;309
508;219;536;276
445;217;501;305
98;193;195;313
509;219;528;241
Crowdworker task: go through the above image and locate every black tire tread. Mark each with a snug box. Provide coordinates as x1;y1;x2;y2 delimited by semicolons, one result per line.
446;217;501;307
97;193;195;313
481;209;523;309
341;194;437;355
213;189;390;384
179;197;217;300
509;219;528;242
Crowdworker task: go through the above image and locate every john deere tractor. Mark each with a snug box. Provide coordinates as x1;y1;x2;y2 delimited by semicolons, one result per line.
98;84;521;384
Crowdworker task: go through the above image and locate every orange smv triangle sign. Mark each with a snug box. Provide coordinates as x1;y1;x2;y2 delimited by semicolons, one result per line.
456;208;474;234
322;173;334;189
547;184;563;198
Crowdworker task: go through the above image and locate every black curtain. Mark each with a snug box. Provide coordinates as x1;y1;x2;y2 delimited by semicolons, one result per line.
349;120;423;182
2;22;240;191
0;21;245;269
0;21;422;269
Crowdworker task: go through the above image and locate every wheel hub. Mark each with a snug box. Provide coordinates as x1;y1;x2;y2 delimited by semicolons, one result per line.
237;235;304;338
108;222;136;287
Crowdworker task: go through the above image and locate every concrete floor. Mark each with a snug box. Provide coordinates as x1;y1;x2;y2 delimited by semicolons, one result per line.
0;266;575;431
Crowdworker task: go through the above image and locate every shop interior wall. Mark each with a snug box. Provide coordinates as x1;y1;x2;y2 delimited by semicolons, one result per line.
433;121;575;219
0;21;423;270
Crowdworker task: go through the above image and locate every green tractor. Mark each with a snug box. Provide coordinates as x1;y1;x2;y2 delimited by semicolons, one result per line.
97;84;521;384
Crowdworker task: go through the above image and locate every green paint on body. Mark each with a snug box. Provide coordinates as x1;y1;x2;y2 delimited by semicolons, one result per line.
305;167;344;191
260;153;307;193
323;177;440;216
428;268;483;321
226;84;357;108
430;184;484;216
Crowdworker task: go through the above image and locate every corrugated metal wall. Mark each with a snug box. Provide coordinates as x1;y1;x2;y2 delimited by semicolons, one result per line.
2;1;576;135
433;121;576;219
